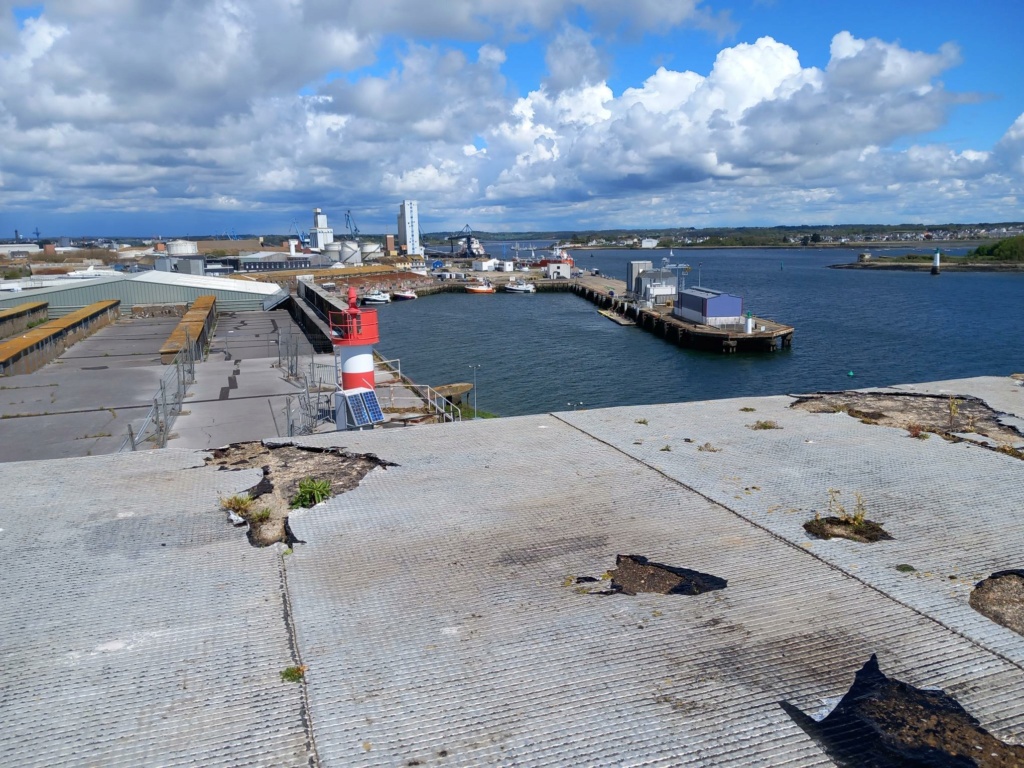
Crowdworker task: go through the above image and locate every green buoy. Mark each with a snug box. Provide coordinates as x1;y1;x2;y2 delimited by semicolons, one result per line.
848;371;855;377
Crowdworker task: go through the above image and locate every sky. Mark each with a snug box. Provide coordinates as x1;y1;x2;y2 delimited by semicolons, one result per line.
0;0;1022;238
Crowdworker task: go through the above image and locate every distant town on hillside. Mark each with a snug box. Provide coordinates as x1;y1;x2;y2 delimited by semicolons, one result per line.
2;221;1022;252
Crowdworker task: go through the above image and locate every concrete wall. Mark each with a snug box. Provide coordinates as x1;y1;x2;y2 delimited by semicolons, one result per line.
0;300;120;376
0;301;48;340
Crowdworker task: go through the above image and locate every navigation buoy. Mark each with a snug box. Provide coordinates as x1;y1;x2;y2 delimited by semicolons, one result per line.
848;371;855;377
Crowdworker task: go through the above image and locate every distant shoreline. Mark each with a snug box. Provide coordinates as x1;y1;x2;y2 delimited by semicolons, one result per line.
829;261;1024;272
565;240;995;251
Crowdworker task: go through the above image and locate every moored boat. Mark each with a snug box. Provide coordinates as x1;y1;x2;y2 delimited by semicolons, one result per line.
392;289;417;301
361;289;391;305
504;279;536;294
465;281;495;294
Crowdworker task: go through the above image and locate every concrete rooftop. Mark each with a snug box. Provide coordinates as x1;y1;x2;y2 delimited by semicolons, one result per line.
2;375;1023;766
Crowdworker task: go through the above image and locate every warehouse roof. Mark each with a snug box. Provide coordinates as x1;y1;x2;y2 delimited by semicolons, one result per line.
2;375;1023;766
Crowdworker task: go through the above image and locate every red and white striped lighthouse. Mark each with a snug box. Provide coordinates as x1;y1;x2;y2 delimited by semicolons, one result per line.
330;285;380;391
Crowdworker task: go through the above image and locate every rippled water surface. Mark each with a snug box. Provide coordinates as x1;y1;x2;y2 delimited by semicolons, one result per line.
373;248;1024;416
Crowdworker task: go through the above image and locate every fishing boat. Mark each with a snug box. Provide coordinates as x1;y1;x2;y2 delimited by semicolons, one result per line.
465;280;495;294
392;289;417;301
361;289;391;305
504;279;536;294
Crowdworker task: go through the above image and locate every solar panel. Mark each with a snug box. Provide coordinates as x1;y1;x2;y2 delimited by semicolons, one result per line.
345;392;372;427
360;390;385;423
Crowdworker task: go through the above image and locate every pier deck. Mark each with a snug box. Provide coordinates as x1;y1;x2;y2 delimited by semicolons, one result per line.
569;274;794;353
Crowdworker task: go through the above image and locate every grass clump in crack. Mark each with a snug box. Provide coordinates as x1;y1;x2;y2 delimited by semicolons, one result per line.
290;477;332;508
221;494;255;515
804;488;891;543
207;441;396;548
748;419;781;430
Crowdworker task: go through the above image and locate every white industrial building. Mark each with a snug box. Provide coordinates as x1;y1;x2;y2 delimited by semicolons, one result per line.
626;260;653;297
472;257;497;272
309;208;334;251
544;262;572;279
640;238;658;249
397;200;422;256
636;268;678;305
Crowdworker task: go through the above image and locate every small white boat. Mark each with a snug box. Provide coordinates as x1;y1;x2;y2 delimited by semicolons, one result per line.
361;290;391;305
504;279;536;294
392;290;417;301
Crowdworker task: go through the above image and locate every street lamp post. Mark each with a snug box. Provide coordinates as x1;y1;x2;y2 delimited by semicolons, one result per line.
698;262;703;287
469;364;481;418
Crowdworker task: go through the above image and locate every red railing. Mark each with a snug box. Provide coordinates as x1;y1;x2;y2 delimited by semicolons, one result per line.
329;309;380;345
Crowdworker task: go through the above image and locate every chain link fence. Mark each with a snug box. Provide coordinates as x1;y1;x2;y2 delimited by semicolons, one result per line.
119;330;197;451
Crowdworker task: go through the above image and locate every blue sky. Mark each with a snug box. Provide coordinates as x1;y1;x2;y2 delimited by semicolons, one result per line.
0;0;1021;238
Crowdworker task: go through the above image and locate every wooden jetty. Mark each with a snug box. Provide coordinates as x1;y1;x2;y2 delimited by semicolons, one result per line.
597;308;636;326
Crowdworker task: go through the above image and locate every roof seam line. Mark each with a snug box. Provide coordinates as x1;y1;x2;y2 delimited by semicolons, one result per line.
549;410;1024;675
278;552;323;768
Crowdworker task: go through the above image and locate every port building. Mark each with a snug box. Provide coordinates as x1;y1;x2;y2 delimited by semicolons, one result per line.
309;208;334;251
673;286;744;326
397;200;422;256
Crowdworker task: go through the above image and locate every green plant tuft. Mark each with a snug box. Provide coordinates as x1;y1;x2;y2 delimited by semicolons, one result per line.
896;564;916;573
635;418;648;425
280;665;307;682
250;508;272;524
748;420;781;430
221;494;254;515
739;407;756;412
290;477;332;508
659;445;671;452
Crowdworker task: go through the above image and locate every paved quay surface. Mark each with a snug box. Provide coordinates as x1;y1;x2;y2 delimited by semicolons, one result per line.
2;374;1022;766
0;315;179;461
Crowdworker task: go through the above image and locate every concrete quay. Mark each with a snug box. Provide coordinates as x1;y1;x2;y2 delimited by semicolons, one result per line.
2;374;1023;766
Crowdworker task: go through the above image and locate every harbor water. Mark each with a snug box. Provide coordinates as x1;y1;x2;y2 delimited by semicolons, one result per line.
374;247;1024;417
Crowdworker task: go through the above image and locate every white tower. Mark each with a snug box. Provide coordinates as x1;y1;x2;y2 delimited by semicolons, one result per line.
310;208;334;251
397;200;422;256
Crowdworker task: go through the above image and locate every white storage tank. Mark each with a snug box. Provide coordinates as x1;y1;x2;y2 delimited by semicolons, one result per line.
166;239;198;256
360;242;382;258
341;241;362;264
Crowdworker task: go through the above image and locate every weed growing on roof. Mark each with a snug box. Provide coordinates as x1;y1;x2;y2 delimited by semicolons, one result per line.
290;477;332;508
947;396;960;431
827;488;868;527
896;564;916;573
659;445;672;452
697;442;721;452
906;423;929;439
748;420;781;430
250;508;271;524
635;418;648;425
739;407;756;412
280;665;307;683
220;494;255;515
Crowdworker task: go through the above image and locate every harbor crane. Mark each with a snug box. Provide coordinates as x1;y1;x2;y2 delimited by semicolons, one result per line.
448;224;475;255
289;219;310;246
344;210;360;240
